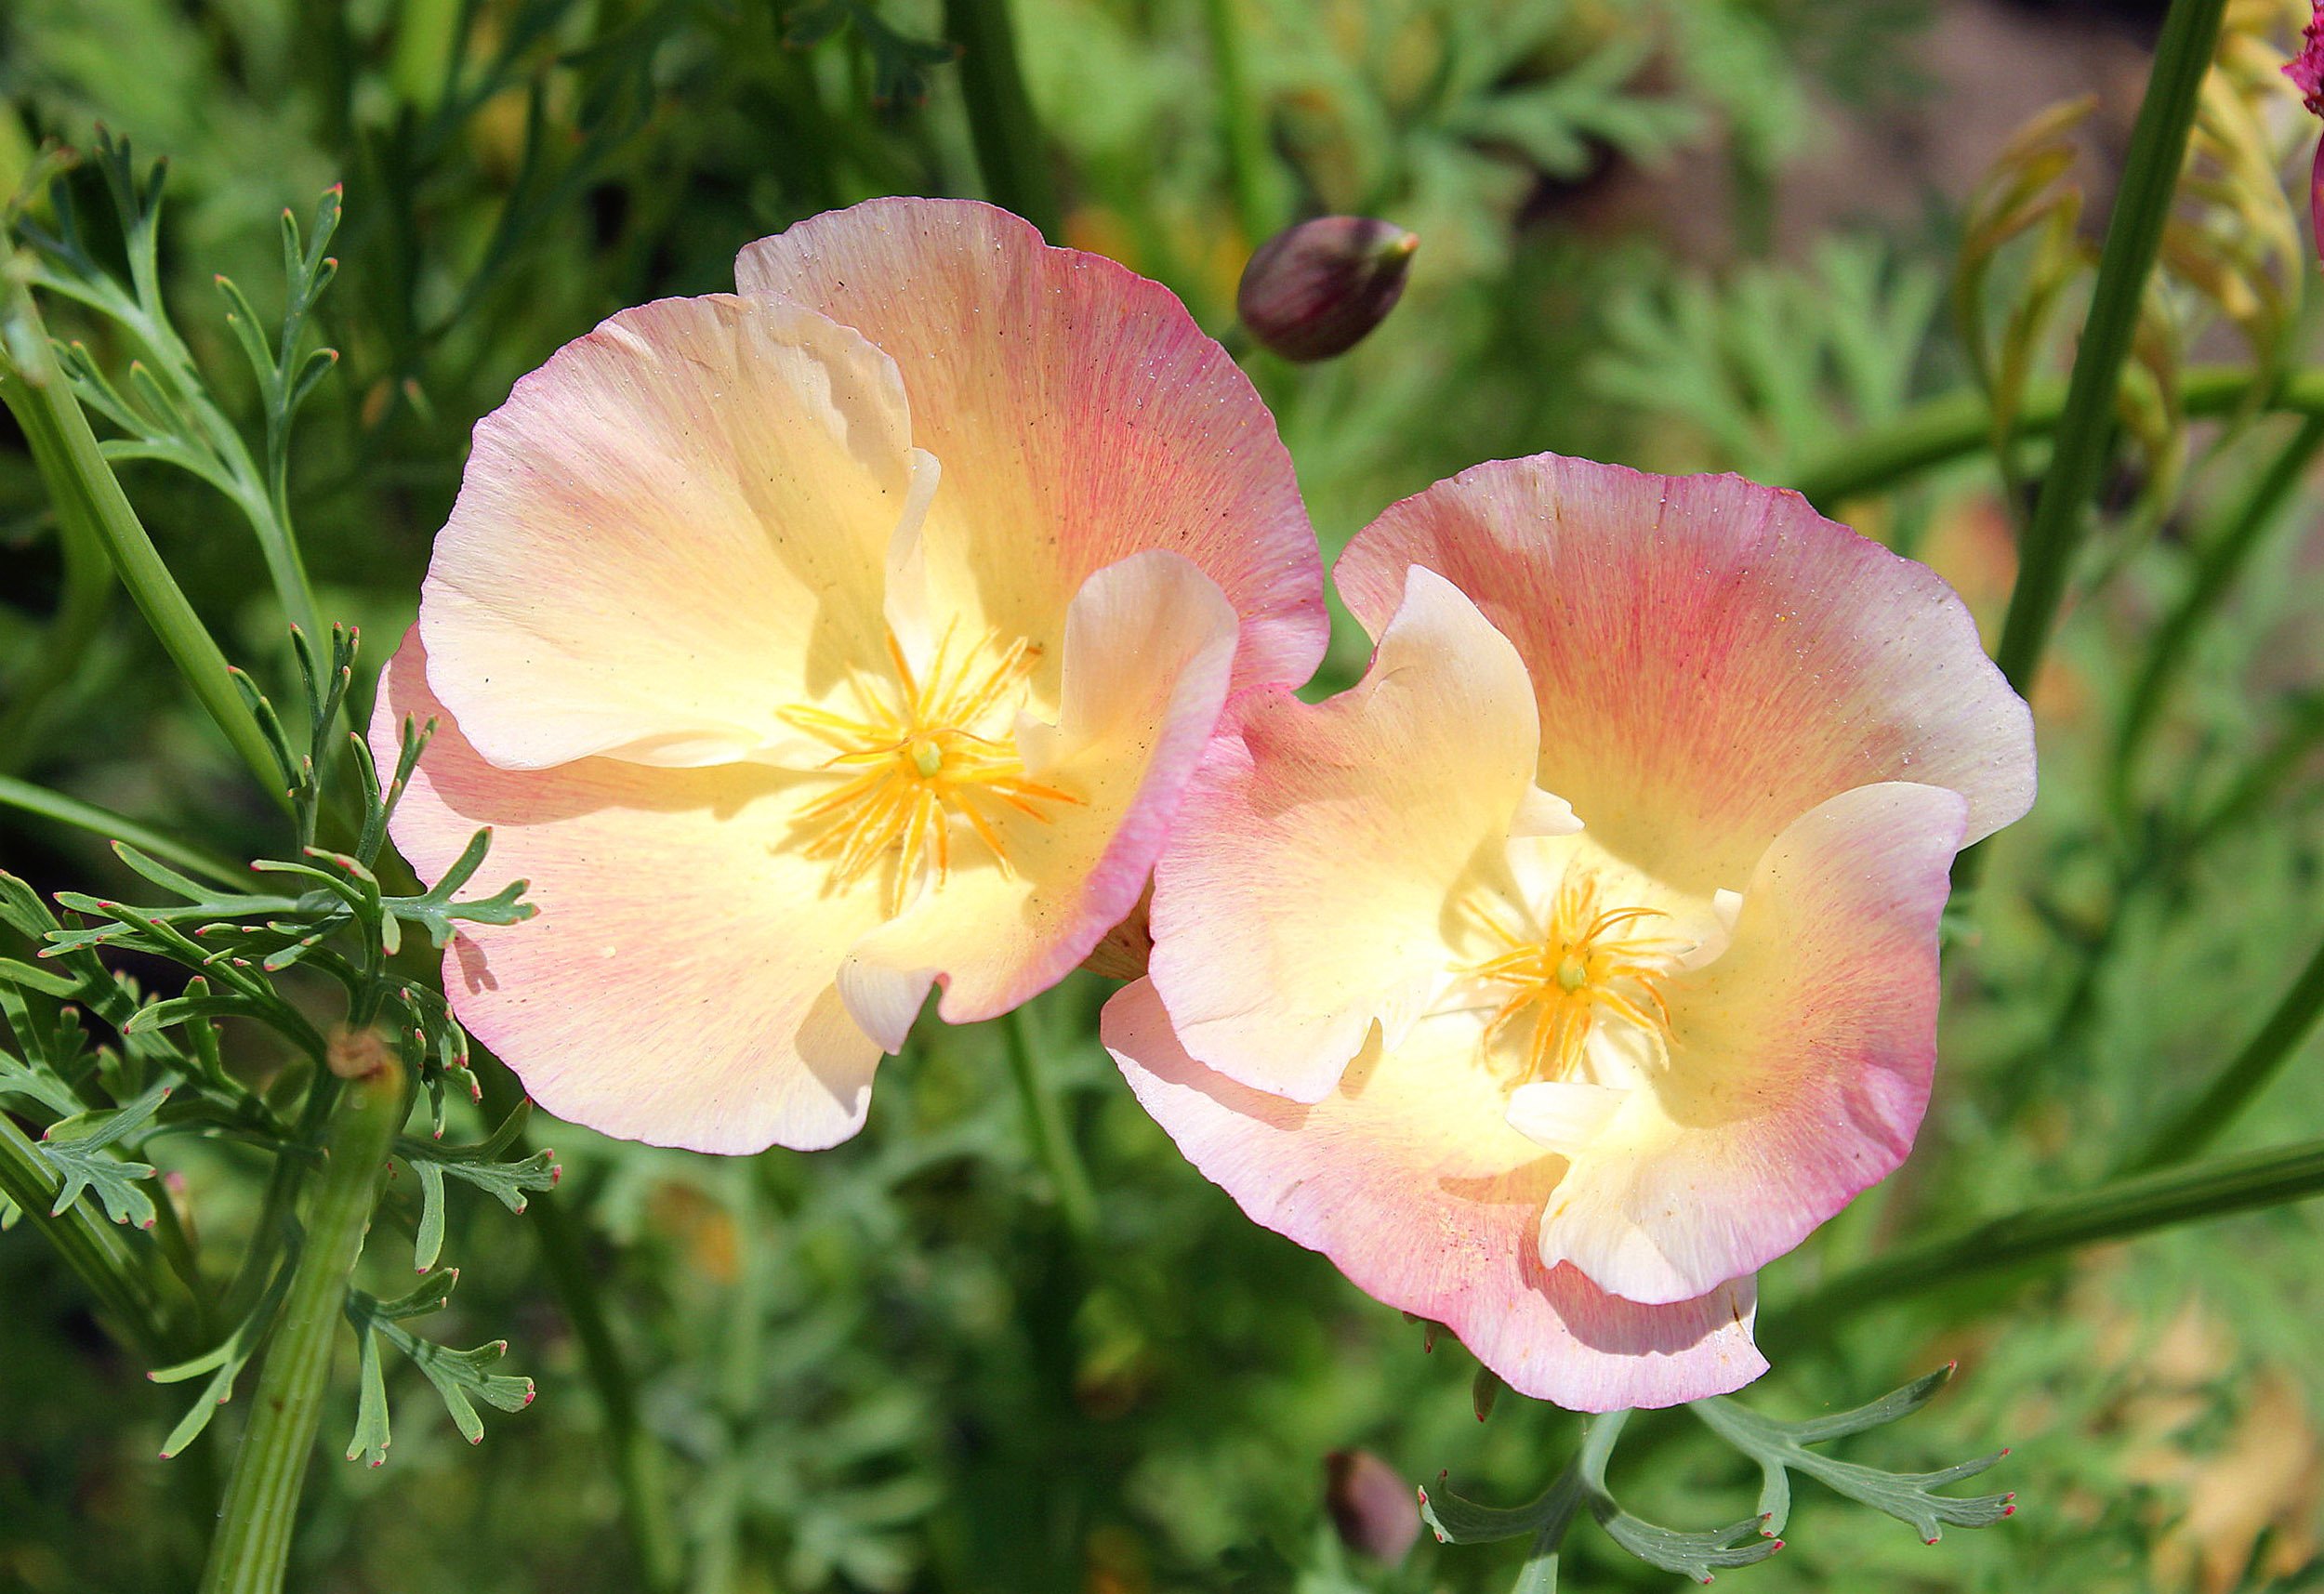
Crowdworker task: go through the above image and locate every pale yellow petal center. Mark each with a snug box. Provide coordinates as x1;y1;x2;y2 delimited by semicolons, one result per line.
1440;830;1730;1106
1459;871;1682;1084
778;622;1082;916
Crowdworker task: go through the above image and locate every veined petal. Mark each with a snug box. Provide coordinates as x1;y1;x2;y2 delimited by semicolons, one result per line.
734;197;1327;698
1335;456;2036;895
421;294;919;771
839;551;1239;1024
1538;782;1970;1305
373;629;892;1153
1105;981;1767;1412
1148;567;1543;1103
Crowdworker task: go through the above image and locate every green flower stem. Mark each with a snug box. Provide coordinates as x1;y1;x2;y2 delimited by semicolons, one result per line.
1765;1134;2324;1355
2119;932;2324;1178
0;1112;189;1361
1202;0;1280;245
0;774;244;889
2110;412;2324;806
0;270;289;810
196;1056;403;1594
944;0;1063;241
1989;0;2224;696
1003;1003;1098;1241
474;1054;683;1594
1787;366;2324;511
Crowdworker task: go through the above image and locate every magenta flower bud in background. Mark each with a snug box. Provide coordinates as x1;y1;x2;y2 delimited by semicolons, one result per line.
2285;5;2324;262
1235;215;1419;362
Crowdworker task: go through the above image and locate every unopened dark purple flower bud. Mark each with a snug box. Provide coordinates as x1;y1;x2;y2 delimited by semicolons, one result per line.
1325;1449;1421;1563
1236;217;1418;362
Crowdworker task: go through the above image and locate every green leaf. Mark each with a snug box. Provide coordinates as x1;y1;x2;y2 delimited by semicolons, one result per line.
149;1255;294;1458
1691;1364;2014;1543
343;1268;533;1464
39;1080;169;1227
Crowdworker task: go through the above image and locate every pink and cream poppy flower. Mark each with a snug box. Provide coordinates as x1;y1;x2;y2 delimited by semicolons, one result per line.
1105;455;2036;1411
373;197;1327;1154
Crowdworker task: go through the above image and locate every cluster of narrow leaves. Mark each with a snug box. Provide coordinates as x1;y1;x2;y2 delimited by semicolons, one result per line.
0;624;551;1466
1421;1365;2013;1589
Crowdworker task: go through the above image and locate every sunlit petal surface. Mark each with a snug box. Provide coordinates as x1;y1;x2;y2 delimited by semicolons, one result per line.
1116;454;2036;1405
384;199;1326;1152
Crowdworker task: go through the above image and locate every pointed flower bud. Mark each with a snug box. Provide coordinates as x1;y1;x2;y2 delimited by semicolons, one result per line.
1236;216;1417;362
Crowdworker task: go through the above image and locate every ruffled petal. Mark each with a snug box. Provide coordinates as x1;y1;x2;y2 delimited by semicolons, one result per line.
1147;567;1543;1102
373;629;893;1153
1538;782;1969;1304
734;197;1327;697
1335;456;2036;895
1105;981;1767;1411
420;294;920;771
839;551;1239;1024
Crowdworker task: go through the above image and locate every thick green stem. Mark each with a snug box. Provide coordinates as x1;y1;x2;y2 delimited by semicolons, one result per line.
0;1112;189;1360
0;271;288;810
1003;1004;1097;1240
1766;1135;2324;1354
2120;933;2324;1177
1989;0;2225;698
944;0;1063;240
196;1058;403;1594
0;774;244;888
475;1055;683;1593
2110;413;2324;805
1789;365;2324;510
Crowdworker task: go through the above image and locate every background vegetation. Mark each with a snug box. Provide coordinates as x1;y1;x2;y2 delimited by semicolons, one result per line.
3;0;2322;1589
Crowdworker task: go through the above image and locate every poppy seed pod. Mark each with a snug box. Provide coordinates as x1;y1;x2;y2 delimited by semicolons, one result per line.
1235;216;1418;362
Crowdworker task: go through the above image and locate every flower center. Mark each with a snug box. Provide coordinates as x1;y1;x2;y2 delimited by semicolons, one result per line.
1460;869;1680;1083
779;625;1081;915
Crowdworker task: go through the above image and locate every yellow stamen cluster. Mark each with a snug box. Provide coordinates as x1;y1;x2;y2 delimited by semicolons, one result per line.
1463;872;1678;1082
781;626;1080;916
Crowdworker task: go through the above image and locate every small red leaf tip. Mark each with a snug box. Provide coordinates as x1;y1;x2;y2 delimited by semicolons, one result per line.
1924;1537;1938;1547
328;182;344;196
469;1433;483;1445
1945;1359;1959;1373
2001;1504;2016;1517
2003;1492;2016;1502
2000;1447;2012;1456
1769;1540;1785;1551
522;1387;537;1407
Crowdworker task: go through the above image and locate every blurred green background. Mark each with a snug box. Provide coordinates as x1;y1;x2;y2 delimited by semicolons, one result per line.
5;0;2323;1590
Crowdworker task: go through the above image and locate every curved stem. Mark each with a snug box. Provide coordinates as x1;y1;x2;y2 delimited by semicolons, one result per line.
1766;1134;2324;1354
1788;366;2324;510
196;1057;403;1594
944;0;1063;240
1003;1004;1097;1240
1988;0;2225;697
2110;413;2324;807
0;273;289;810
2120;931;2324;1177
